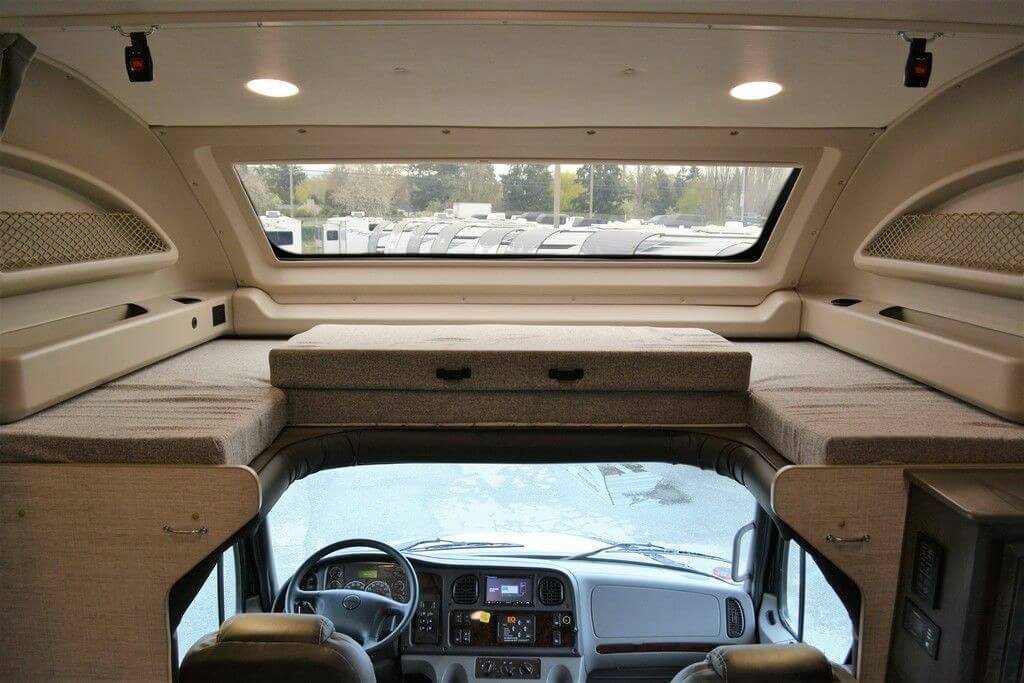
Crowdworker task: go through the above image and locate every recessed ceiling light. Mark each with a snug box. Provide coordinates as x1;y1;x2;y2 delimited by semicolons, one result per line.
245;78;299;98
729;81;782;100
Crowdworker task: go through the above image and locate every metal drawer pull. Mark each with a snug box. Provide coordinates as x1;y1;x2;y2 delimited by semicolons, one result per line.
826;533;870;544
162;525;208;536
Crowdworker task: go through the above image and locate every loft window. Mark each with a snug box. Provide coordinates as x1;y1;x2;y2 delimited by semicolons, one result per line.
235;161;797;260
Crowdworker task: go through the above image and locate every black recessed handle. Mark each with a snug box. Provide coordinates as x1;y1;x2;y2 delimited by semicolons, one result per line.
548;368;585;382
436;367;472;381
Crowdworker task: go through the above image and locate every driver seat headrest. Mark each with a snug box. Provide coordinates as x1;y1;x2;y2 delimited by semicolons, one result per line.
180;613;375;683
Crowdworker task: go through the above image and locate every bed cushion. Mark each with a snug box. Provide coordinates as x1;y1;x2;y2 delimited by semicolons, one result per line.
0;340;285;466
271;324;751;427
739;341;1024;465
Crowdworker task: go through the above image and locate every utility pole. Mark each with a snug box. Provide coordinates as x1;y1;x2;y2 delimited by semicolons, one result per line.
553;163;561;229
588;165;594;217
740;166;747;225
288;164;295;218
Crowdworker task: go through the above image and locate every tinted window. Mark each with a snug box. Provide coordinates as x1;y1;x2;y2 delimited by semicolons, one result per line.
238;162;796;259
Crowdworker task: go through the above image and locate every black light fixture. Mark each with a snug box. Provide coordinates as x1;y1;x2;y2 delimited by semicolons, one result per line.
115;25;157;82
899;31;941;88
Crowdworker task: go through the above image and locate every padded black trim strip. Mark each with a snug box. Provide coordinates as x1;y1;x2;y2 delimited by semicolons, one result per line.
252;427;786;518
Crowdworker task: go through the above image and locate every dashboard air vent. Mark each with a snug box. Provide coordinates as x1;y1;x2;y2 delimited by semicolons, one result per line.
726;597;745;638
452;575;479;604
538;576;564;606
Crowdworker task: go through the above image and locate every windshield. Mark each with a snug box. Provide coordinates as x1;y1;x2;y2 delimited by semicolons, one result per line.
236;162;796;259
267;462;756;582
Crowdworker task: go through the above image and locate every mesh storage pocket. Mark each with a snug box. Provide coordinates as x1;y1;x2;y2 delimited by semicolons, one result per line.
862;211;1023;274
0;211;169;271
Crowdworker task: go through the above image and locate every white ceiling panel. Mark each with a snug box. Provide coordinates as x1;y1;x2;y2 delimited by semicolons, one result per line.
3;1;1023;25
22;23;1023;127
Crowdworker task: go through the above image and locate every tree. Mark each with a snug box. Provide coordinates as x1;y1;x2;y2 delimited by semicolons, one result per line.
237;166;282;215
559;172;584;213
649;168;676;215
408;163;462;212
329;164;404;217
453;164;502;208
569;165;630;217
254;164;307;208
699;166;740;225
501;164;553;212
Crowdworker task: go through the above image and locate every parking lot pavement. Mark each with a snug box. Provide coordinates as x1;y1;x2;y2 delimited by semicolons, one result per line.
178;462;851;662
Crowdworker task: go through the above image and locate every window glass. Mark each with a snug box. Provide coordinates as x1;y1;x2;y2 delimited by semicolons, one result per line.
268;462;755;587
236;162;795;259
176;551;237;663
804;553;854;663
780;541;855;664
782;542;803;636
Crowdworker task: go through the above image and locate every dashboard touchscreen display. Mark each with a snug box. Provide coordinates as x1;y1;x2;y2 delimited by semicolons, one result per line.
485;576;533;605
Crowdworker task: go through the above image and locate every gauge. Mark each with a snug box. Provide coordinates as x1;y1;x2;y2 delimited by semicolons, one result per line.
393;579;407;601
325;566;344;589
343;580;366;591
365;580;392;598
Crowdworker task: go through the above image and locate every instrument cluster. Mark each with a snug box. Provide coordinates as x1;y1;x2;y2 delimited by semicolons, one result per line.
324;561;410;603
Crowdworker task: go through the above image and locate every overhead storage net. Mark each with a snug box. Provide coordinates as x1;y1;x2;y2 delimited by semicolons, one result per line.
862;211;1024;274
0;210;169;271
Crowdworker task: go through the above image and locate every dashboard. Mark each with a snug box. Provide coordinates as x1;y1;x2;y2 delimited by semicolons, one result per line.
293;554;754;682
316;560;411;602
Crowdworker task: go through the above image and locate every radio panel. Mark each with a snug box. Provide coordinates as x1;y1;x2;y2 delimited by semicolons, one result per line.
450;609;575;649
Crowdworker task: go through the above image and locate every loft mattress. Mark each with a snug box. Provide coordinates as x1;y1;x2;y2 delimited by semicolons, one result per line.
270;324;752;427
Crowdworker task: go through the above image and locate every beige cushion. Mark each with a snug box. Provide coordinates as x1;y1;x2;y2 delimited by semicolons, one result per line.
271;324;751;392
739;341;1024;465
0;340;286;465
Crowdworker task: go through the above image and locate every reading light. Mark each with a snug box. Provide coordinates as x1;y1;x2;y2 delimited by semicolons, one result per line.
114;25;157;82
729;81;782;100
245;79;299;97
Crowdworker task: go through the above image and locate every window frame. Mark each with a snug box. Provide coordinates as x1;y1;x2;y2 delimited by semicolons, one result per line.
234;161;800;264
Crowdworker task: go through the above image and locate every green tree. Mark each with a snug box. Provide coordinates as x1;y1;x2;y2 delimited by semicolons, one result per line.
649;168;676;215
408;163;462;212
570;165;630;217
501;164;553;212
254;164;307;208
559;171;584;212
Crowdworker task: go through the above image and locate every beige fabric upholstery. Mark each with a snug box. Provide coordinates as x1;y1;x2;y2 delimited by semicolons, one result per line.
0;340;285;465
287;388;747;427
271;324;751;392
1;334;1021;468
738;341;1024;465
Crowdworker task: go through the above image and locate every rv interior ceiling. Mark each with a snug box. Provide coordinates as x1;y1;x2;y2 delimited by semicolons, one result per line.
0;2;1022;682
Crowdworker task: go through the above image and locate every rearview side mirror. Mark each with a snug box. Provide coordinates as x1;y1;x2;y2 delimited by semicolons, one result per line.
731;522;756;582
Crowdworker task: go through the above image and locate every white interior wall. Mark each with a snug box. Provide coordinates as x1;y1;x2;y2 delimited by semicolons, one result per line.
798;50;1024;335
0;60;236;333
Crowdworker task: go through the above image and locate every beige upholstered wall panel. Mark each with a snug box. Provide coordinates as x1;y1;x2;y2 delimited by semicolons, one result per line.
800;50;1024;336
0;59;234;334
772;464;1024;682
0;464;260;682
772;465;907;683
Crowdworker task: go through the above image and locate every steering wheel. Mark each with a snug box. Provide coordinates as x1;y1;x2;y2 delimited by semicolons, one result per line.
284;539;419;655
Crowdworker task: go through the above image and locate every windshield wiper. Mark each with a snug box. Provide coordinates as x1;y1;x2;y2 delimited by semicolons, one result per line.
400;538;525;553
565;542;729;564
565;544;731;583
